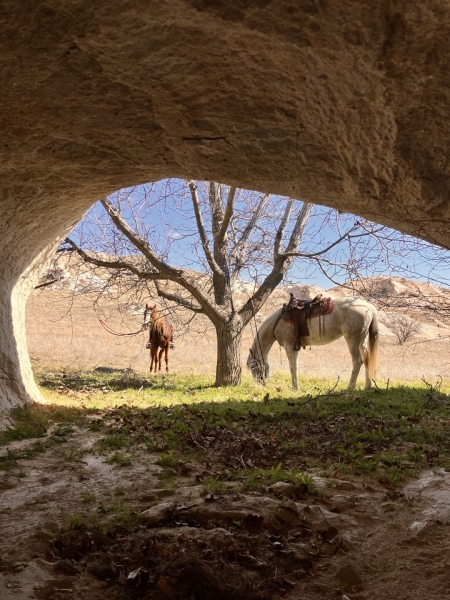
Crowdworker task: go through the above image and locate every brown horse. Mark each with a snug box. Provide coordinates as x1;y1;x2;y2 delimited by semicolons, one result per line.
143;304;174;373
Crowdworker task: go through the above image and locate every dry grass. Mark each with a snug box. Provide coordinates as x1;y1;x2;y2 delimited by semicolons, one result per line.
26;286;450;386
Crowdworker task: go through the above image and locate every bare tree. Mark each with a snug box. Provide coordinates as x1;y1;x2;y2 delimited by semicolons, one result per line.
388;313;423;345
53;179;450;385
64;181;319;386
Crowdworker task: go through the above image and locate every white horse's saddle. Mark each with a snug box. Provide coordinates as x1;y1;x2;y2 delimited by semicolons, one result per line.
281;293;333;350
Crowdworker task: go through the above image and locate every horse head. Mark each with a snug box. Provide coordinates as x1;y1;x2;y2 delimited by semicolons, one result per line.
247;348;267;383
143;303;157;328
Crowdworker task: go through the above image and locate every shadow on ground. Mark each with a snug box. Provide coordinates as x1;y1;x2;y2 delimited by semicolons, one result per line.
1;374;450;599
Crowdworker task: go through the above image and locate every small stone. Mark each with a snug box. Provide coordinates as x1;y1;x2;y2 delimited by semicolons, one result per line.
335;480;357;491
141;502;173;525
410;520;427;533
154;489;176;498
269;482;297;496
321;542;337;556
276;501;304;526
178;461;199;475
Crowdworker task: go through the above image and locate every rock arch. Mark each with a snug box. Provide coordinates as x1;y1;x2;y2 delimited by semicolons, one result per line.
1;1;449;412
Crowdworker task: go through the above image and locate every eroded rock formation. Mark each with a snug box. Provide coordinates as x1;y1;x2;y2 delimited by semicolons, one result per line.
0;0;449;410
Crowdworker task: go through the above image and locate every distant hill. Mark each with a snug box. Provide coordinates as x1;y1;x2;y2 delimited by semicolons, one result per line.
28;254;450;381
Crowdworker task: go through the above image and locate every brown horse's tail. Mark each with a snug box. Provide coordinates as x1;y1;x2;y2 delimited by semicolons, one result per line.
367;311;379;381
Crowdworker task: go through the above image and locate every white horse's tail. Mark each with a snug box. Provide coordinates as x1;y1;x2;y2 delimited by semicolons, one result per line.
365;310;379;381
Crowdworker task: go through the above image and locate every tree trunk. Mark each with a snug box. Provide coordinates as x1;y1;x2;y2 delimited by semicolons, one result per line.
214;317;243;386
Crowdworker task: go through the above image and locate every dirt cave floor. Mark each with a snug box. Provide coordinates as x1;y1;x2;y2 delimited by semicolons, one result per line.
2;407;450;600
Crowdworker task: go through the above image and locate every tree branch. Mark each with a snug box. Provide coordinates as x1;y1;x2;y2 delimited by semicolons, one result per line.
274;198;293;259
154;281;204;313
208;181;223;238
90;199;224;323
65;237;163;281
34;277;60;290
188;181;224;277
284;202;314;253
100;198;181;278
238;201;314;323
281;223;360;257
216;186;236;245
230;193;269;281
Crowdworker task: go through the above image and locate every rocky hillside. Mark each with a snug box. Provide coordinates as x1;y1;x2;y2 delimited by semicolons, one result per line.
36;253;450;343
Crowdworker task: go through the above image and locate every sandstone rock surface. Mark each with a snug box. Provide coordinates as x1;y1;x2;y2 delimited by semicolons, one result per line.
0;1;449;410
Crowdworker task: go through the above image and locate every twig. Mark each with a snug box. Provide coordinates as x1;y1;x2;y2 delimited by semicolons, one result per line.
294;377;342;409
421;375;448;405
402;334;450;358
372;378;389;392
318;506;331;528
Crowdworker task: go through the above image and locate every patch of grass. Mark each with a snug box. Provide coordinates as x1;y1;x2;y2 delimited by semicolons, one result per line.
105;452;132;467
156;451;179;471
52;425;75;439
0;403;86;447
0;419;79;472
0;450;19;472
0;405;48;444
202;476;227;495
97;502;115;514
64;448;88;462
65;501;141;535
81;493;96;503
382;465;414;487
386;520;401;529
97;433;131;453
240;463;316;493
67;514;85;530
31;370;450;487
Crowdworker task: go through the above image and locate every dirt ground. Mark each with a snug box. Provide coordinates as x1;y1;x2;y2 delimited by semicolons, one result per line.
2;418;450;600
7;278;449;598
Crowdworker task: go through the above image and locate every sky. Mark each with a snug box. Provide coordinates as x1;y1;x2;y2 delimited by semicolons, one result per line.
72;179;450;292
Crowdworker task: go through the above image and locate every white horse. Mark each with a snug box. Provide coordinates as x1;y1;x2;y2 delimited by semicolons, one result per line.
247;297;379;390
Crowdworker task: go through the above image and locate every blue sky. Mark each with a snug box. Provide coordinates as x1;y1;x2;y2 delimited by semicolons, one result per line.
72;179;450;292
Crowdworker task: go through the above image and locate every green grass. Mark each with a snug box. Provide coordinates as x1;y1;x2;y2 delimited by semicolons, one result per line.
202;475;228;495
81;493;96;503
65;500;141;533
0;403;86;447
156;451;179;471
239;463;317;493
37;371;301;409
0;425;78;472
2;370;450;487
96;433;131;453
104;452;132;467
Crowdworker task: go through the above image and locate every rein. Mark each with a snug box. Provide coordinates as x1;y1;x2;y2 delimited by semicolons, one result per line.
250;300;266;385
99;320;145;337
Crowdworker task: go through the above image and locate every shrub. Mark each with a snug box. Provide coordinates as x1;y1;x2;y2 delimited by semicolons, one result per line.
388;313;422;345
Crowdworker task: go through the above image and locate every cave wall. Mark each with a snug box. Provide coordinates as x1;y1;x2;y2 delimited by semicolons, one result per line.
0;0;449;410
